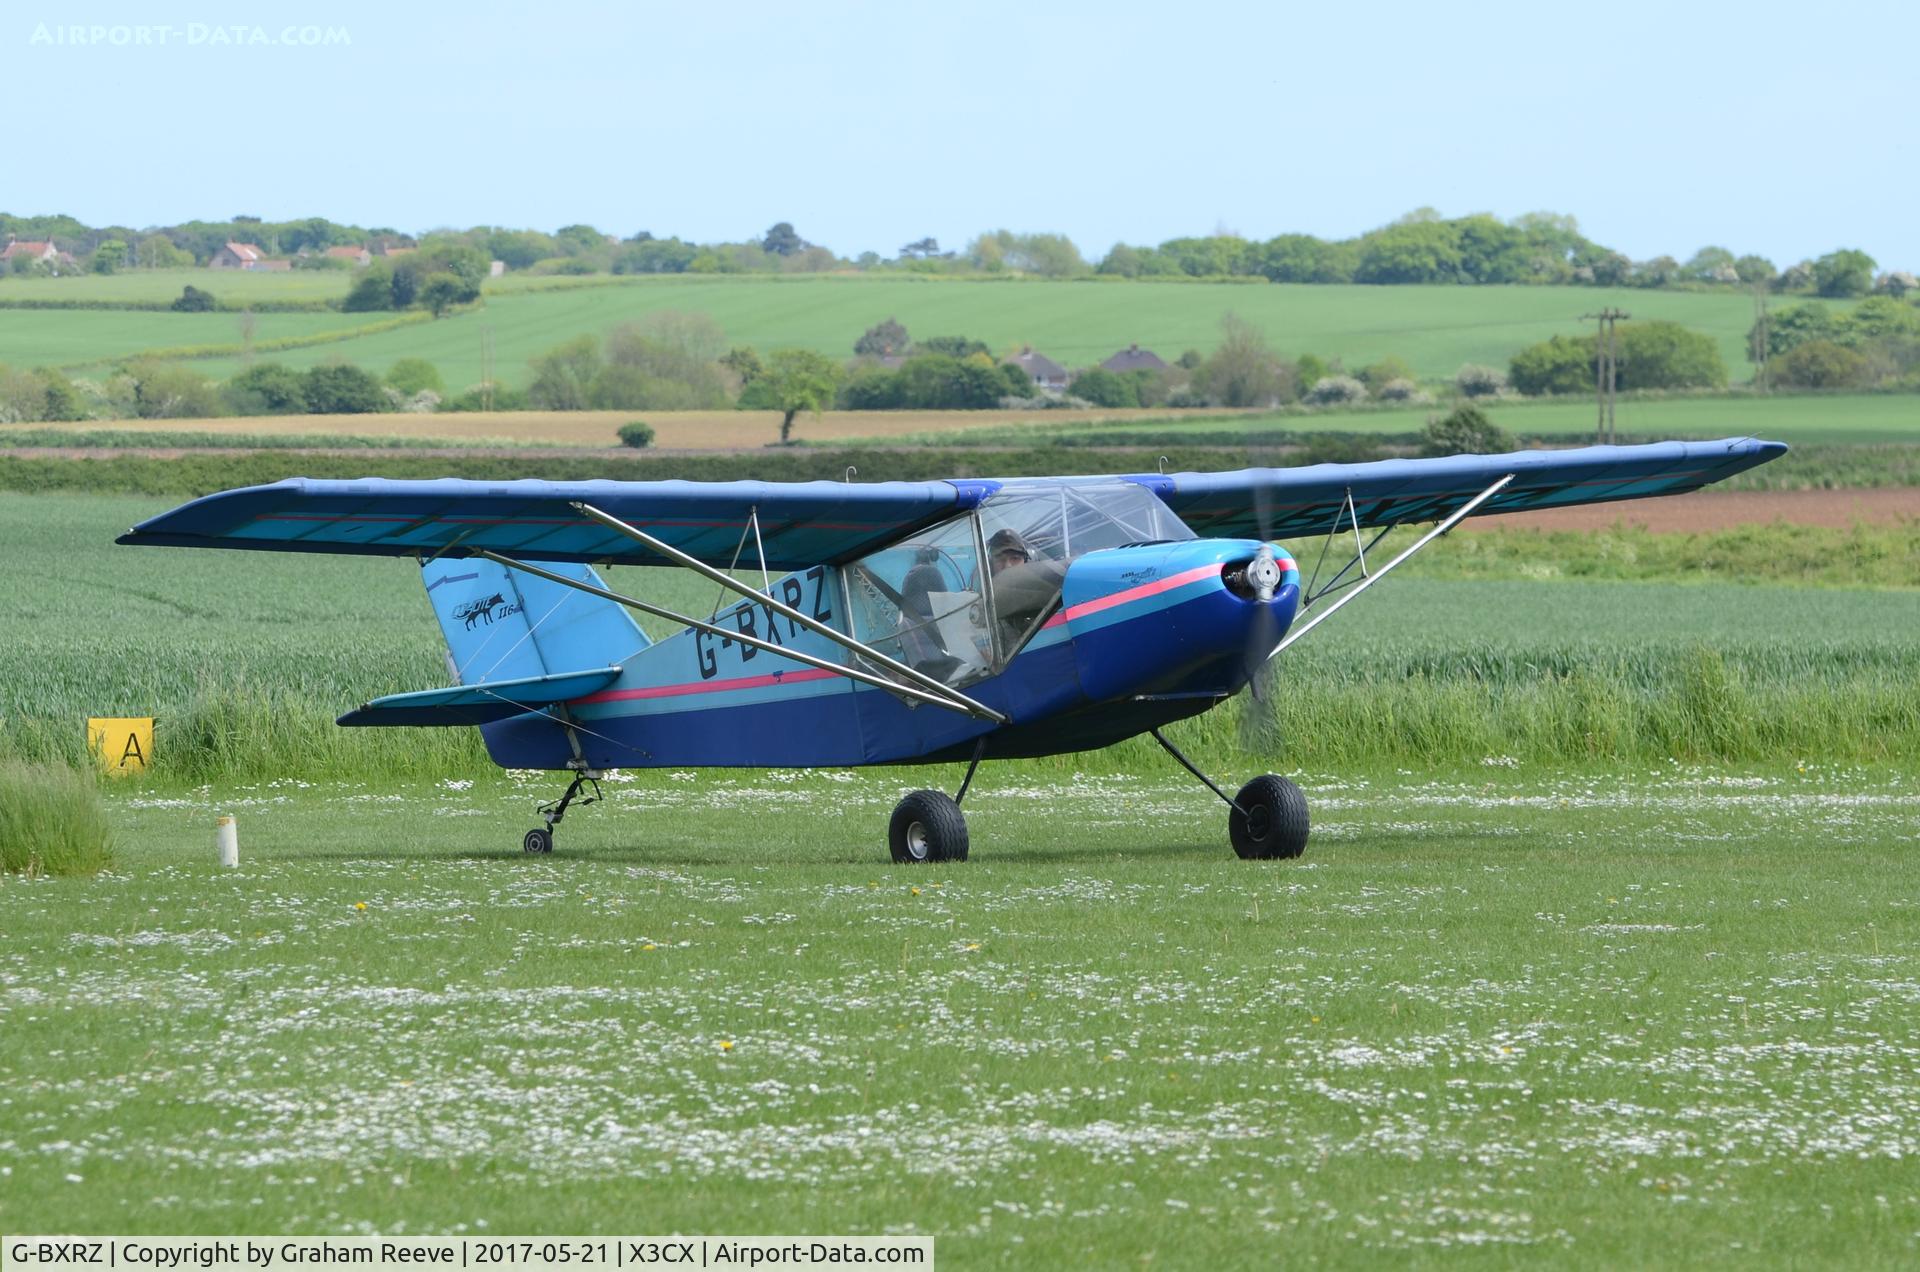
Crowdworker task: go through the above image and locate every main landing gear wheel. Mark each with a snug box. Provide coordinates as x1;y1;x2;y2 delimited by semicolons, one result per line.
889;790;969;865
1229;775;1309;860
522;827;554;855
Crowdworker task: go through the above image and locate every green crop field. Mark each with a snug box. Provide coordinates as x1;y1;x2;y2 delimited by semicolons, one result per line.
0;307;388;370
3;272;1797;390
6;493;1917;780
0;267;353;306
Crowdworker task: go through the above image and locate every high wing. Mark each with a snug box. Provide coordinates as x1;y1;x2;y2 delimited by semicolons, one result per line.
117;439;1785;568
1141;438;1787;539
117;476;1002;569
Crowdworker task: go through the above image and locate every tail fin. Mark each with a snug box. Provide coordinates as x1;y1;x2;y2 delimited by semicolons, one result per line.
422;559;650;684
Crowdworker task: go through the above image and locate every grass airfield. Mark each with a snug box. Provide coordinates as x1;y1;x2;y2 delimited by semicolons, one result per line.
2;764;1917;1266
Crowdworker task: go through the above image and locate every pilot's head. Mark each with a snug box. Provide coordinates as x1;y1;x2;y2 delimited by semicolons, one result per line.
987;529;1031;576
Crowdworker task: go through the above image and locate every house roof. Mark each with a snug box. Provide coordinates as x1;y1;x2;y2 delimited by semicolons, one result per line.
1101;343;1168;373
324;245;369;259
0;240;54;259
223;241;264;261
1010;346;1067;380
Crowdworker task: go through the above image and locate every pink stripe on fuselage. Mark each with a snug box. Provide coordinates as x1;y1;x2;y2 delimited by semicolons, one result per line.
1041;562;1223;630
573;667;841;704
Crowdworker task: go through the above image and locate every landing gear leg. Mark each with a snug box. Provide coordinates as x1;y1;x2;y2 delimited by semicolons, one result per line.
1149;728;1308;861
524;768;603;854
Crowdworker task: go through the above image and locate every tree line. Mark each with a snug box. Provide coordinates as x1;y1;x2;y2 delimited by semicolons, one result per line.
3;210;1912;296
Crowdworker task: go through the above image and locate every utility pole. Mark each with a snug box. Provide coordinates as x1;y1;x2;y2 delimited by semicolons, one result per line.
480;326;495;412
1580;308;1629;443
1751;286;1771;393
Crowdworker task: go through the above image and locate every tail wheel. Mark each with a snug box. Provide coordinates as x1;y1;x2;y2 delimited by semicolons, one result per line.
1229;775;1309;860
889;790;969;865
523;828;554;855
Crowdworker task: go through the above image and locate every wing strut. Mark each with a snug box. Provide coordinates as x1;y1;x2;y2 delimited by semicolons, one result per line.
569;501;1006;722
1270;473;1515;659
476;550;1007;723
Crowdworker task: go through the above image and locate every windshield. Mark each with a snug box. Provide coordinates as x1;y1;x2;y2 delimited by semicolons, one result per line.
845;482;1193;682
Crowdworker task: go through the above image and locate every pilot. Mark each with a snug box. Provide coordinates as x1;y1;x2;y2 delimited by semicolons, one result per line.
985;528;1067;648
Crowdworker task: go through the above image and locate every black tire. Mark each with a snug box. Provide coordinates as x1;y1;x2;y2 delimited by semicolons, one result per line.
523;827;554;855
1229;775;1309;860
889;790;969;865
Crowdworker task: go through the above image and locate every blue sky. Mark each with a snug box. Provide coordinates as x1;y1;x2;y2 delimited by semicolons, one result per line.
5;0;1913;268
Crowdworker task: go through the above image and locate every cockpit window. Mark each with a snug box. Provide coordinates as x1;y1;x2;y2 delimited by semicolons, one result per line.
845;514;994;687
845;482;1194;683
977;482;1194;653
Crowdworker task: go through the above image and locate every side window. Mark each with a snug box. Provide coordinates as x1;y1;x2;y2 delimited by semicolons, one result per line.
846;517;994;686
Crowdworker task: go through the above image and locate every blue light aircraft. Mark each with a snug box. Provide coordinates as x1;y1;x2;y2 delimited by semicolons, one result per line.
119;438;1783;863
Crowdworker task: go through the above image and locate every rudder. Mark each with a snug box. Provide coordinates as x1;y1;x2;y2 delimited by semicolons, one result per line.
422;559;649;684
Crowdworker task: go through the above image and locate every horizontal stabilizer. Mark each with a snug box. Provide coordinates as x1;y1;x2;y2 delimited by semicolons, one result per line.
337;666;622;728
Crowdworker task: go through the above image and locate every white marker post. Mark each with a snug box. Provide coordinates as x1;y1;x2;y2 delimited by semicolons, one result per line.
215;815;239;868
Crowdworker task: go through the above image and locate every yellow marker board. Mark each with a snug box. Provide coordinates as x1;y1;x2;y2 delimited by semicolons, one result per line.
88;717;153;776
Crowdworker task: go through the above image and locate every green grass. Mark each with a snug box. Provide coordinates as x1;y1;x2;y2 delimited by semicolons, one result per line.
0;763;1915;1267
0;308;381;370
164;279;1789;390
5;494;1917;780
0;267;351;306
0;759;114;875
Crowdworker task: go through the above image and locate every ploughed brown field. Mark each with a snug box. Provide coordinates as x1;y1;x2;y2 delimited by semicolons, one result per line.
1470;487;1920;533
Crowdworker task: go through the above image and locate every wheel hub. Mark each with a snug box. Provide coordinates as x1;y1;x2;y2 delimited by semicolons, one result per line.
905;821;930;861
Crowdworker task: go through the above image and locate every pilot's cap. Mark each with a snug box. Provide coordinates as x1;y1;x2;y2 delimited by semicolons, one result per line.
987;529;1031;559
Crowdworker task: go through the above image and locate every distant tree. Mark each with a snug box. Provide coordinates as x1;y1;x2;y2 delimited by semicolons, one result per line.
485;229;557;271
1357;356;1415;394
1756;301;1838;360
854;317;910;358
171;285;217;313
1776;260;1815;292
998;362;1035;398
115;359;222;419
527;335;603;410
1615;321;1727;390
1193;314;1290;407
1813;249;1876;298
90;239;128;274
720;345;764;384
1683;245;1737;282
1454;215;1532;284
384;358;444;396
1306;374;1368;405
1354;221;1462;284
617;421;656;449
302;364;387;414
838;367;905;410
1631;256;1679;288
137;235;193;269
1587;251;1632;286
223;363;309;414
1421;404;1512;456
899;237;940;259
1257;234;1355;284
762;222;804;256
1509;334;1594;396
1454;363;1508;398
756;349;842;442
1774;340;1871;389
915;335;988;359
553;224;607;256
343;262;395;311
613;238;697;274
1175;349;1204;371
1734;254;1777;286
418;272;469;317
1067;367;1138;408
1878;271;1918;298
1842;296;1920;344
37;368;83;421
